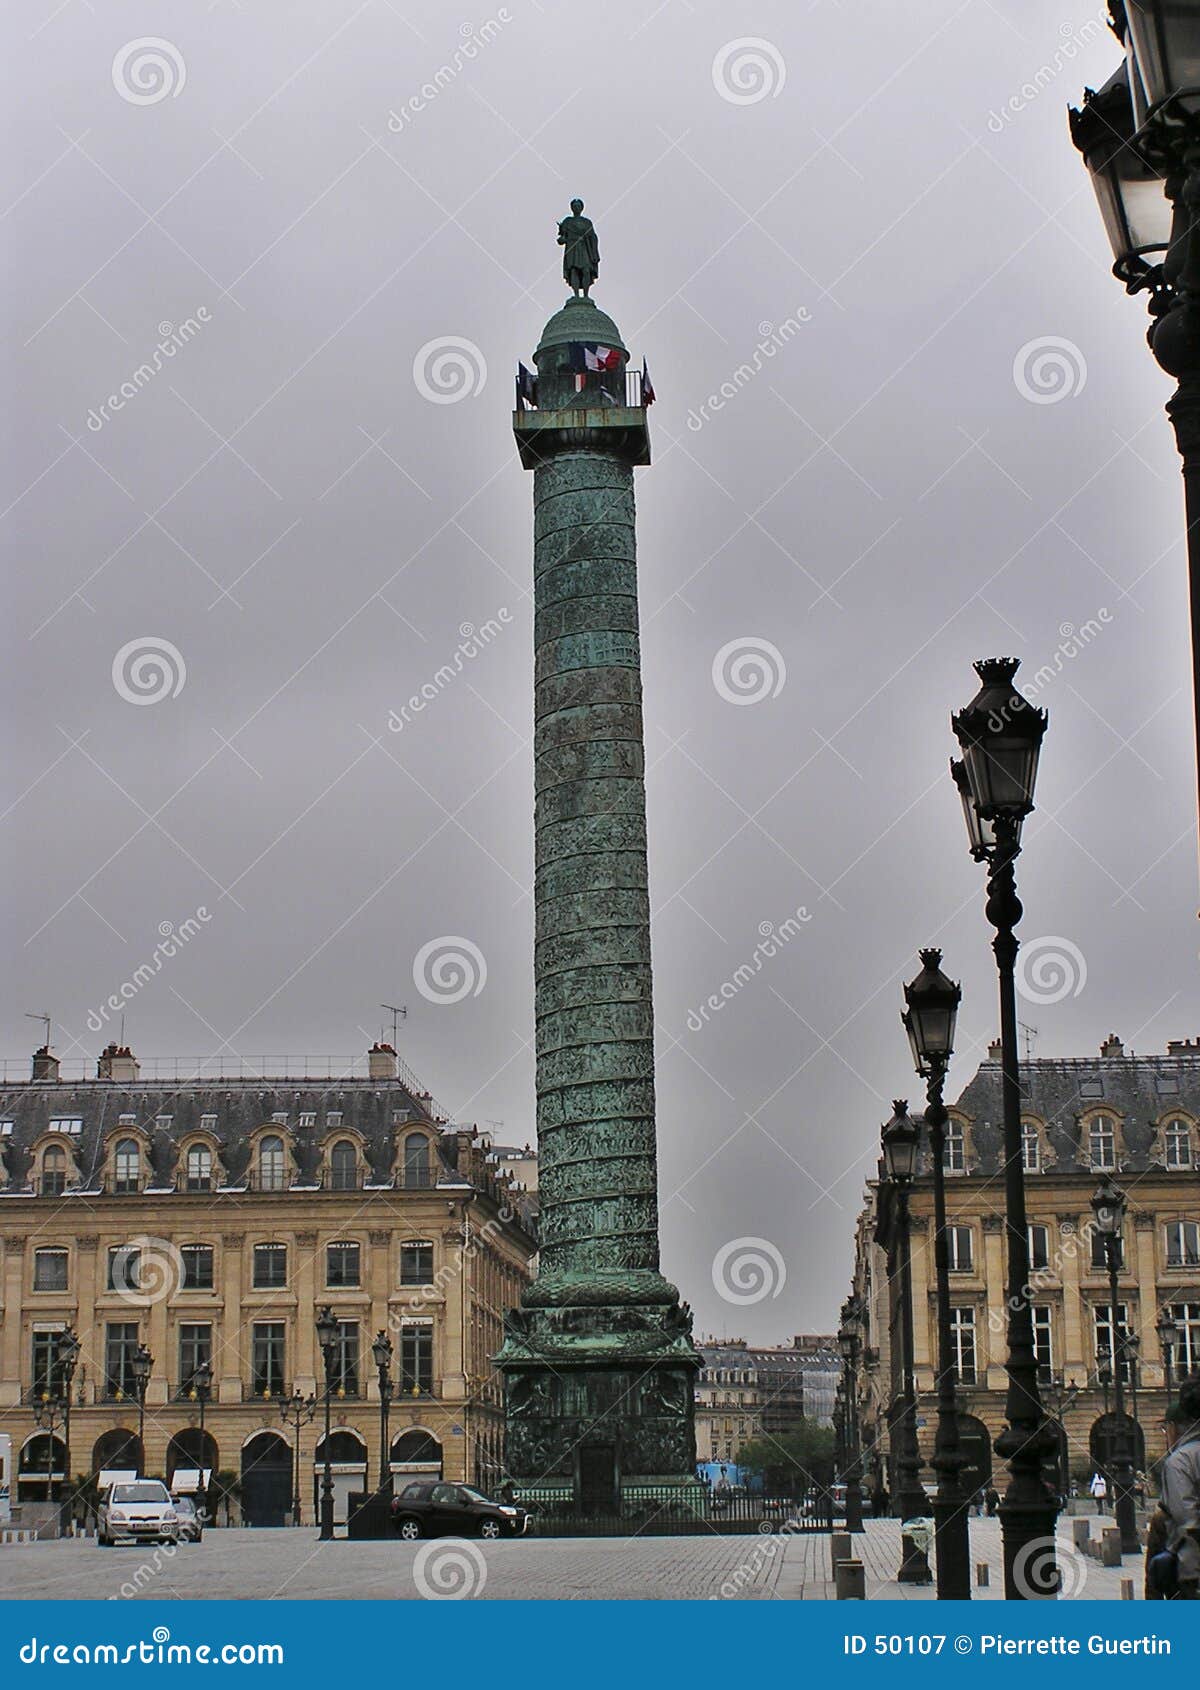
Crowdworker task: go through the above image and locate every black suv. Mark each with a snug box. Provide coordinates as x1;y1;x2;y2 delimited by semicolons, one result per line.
390;1481;528;1540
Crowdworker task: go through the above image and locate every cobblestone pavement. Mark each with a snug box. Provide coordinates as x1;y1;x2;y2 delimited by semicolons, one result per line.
0;1519;1143;1602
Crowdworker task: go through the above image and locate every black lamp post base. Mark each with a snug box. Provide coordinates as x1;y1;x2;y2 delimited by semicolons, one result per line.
932;1494;972;1600
999;1495;1062;1599
898;1536;933;1584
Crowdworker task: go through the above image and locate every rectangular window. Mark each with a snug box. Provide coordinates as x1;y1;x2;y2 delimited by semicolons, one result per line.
178;1324;212;1394
251;1323;286;1397
1022;1125;1040;1173
1090;1229;1124;1271
1093;1303;1132;1383
199;1114;218;1132
325;1241;361;1288
949;1308;976;1385
181;1244;214;1290
1164;1122;1193;1168
399;1241;434;1286
332;1321;359;1395
946;1226;973;1273
33;1249;68;1292
298;1113;316;1129
32;1329;68;1398
252;1243;287;1289
1166;1220;1200;1268
943;1128;965;1173
48;1118;83;1135
107;1244;140;1292
400;1323;434;1395
1088;1118;1116;1170
1027;1224;1050;1273
1168;1303;1200;1374
104;1322;140;1399
1032;1306;1054;1381
325;1112;342;1129
271;1112;288;1124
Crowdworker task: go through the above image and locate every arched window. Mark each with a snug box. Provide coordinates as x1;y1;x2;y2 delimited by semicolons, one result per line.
403;1133;431;1189
1021;1122;1041;1174
1164;1119;1193;1169
114;1138;140;1194
943;1123;965;1174
329;1140;357;1191
259;1135;286;1192
41;1144;67;1196
185;1144;213;1192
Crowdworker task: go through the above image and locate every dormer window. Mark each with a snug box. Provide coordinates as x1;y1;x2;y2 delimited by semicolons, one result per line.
1088;1116;1117;1171
185;1144;213;1192
114;1138;141;1194
41;1144;67;1196
1164;1119;1194;1169
943;1123;965;1174
403;1132;432;1189
329;1140;357;1191
259;1135;286;1192
1021;1122;1041;1174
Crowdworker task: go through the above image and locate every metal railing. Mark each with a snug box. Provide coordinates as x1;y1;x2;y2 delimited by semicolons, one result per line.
514;368;646;411
516;1486;842;1537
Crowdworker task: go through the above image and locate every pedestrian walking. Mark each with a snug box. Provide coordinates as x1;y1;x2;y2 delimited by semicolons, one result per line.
1160;1379;1200;1601
1089;1470;1108;1513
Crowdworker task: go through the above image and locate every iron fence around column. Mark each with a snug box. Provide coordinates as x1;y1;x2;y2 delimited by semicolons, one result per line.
514;1485;843;1537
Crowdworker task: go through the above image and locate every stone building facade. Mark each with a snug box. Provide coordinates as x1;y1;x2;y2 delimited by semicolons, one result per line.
848;1036;1200;1502
0;1043;536;1524
694;1336;840;1467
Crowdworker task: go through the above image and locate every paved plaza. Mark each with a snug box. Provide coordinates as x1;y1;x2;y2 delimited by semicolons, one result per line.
0;1519;1144;1602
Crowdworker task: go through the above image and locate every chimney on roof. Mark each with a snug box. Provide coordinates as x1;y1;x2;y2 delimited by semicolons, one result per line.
31;1046;59;1083
97;1043;139;1082
1101;1034;1124;1059
987;1038;1002;1061
368;1041;397;1080
1167;1037;1200;1054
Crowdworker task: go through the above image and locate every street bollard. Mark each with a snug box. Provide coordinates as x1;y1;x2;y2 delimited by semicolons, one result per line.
1100;1528;1122;1568
1121;1579;1134;1601
976;1563;989;1587
830;1531;852;1577
835;1558;866;1600
1071;1517;1090;1548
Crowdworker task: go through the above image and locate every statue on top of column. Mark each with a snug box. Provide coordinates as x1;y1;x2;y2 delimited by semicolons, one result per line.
558;199;599;297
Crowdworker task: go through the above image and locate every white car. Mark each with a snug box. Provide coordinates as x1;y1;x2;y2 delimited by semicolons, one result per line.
98;1479;179;1546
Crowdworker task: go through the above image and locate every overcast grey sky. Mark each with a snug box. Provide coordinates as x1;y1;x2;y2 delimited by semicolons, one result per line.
3;0;1194;1339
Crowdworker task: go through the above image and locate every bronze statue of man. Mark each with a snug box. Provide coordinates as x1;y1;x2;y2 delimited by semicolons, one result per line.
557;198;599;297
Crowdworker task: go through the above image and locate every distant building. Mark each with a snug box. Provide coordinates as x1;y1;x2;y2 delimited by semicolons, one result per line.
848;1035;1200;1502
0;1041;536;1524
694;1336;840;1467
486;1142;538;1195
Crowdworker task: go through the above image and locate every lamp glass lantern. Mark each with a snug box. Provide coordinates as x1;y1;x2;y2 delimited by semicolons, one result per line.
882;1102;919;1184
1070;65;1172;265
902;948;961;1078
315;1306;339;1354
1125;0;1200;111
1090;1176;1128;1237
1156;1308;1179;1353
952;657;1046;820
371;1331;393;1373
57;1328;81;1372
130;1344;152;1387
950;759;996;860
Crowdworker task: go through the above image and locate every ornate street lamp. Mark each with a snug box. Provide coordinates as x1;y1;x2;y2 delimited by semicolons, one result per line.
1157;1305;1182;1392
880;1101;932;1586
371;1330;395;1498
837;1299;865;1534
902;948;970;1601
130;1344;153;1475
315;1306;339;1541
32;1394;66;1509
280;1389;316;1527
1070;4;1200;848
1091;1177;1139;1553
55;1328;80;1530
952;656;1059;1600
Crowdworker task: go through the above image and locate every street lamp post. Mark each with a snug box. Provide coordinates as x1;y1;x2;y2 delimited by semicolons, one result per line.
952;656;1060;1600
1157;1306;1181;1394
1092;1177;1139;1553
130;1344;153;1475
55;1328;80;1532
902;948;971;1601
371;1331;395;1498
837;1300;865;1534
32;1395;66;1510
881;1101;933;1586
315;1306;339;1541
1070;2;1200;847
280;1389;316;1527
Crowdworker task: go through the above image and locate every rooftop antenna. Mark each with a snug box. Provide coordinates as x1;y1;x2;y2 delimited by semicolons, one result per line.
24;1011;51;1049
1019;1020;1039;1063
381;1003;407;1047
